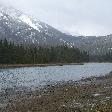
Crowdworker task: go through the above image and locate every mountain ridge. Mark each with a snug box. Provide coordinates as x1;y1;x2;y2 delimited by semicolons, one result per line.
0;4;112;55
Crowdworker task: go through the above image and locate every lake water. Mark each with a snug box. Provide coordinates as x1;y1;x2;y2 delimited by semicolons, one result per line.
0;63;112;91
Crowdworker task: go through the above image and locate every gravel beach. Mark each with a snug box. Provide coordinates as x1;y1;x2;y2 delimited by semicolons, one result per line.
0;72;112;112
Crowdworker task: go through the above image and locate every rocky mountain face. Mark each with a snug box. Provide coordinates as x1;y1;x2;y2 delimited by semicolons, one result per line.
0;4;112;55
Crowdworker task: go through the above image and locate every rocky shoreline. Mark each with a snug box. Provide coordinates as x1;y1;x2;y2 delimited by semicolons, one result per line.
0;72;112;112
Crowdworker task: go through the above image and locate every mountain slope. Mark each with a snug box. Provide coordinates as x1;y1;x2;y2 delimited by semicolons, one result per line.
0;4;112;55
0;4;72;46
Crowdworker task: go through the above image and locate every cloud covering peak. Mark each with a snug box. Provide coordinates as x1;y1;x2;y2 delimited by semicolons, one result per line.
1;0;112;36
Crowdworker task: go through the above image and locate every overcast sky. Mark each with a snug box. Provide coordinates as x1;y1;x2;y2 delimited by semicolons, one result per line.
1;0;112;36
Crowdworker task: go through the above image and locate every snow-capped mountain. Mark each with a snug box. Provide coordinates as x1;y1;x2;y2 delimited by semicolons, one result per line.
0;4;112;55
0;4;72;46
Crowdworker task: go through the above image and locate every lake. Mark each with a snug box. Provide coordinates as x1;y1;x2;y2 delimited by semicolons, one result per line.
0;63;112;91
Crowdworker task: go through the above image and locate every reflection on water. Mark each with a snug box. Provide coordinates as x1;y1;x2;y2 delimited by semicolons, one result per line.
0;63;112;91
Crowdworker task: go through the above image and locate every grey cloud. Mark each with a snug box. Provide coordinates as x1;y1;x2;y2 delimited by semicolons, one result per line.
1;0;112;36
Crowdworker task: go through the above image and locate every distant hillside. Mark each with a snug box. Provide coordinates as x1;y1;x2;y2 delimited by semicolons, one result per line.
0;4;112;55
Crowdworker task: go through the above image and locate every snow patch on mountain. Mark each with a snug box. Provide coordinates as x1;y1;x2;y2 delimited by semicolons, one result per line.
19;15;41;32
0;12;3;17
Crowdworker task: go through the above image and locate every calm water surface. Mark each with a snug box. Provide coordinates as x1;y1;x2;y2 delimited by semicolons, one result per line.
0;63;112;91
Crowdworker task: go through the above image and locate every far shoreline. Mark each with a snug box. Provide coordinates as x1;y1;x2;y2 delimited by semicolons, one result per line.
0;62;112;69
0;63;84;69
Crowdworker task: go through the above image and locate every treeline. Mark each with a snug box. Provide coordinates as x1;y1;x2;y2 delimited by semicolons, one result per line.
0;39;89;64
90;52;112;62
97;52;112;62
104;52;112;62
